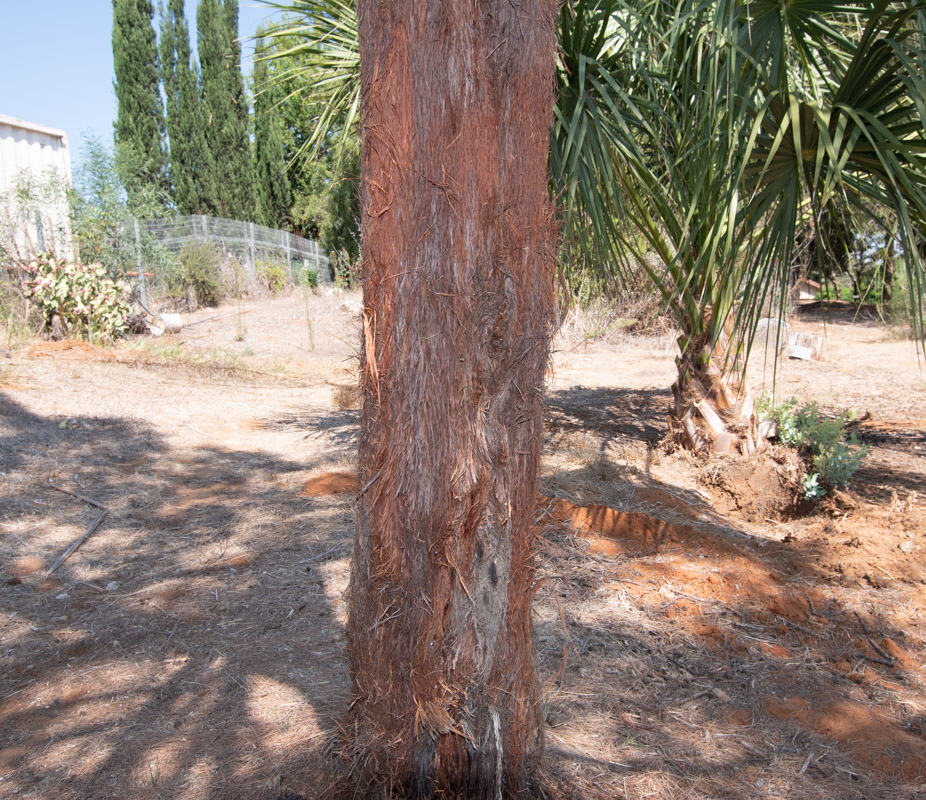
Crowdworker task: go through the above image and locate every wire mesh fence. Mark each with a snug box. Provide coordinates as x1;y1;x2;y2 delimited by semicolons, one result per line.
133;214;332;291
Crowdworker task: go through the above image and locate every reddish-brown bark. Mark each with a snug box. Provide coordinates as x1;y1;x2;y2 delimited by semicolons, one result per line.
347;2;559;797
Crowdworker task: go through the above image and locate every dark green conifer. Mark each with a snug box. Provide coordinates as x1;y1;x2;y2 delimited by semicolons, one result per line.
197;0;256;221
112;0;168;207
252;37;292;229
159;0;216;214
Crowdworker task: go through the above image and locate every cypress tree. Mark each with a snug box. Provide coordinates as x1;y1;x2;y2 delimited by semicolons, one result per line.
197;0;256;221
159;0;217;215
112;0;168;206
252;37;292;229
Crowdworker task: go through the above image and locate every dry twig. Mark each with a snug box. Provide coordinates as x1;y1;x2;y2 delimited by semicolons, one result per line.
45;509;109;576
49;483;107;510
44;485;110;576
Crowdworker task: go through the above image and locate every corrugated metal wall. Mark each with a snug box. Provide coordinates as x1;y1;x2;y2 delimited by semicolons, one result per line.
0;114;74;262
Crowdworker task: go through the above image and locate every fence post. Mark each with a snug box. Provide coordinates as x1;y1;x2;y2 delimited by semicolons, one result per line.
200;215;207;240
134;219;148;309
249;221;256;278
281;229;290;278
34;211;45;252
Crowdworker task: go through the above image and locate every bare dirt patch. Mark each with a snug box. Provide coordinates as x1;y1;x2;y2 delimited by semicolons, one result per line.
301;471;360;497
1;290;925;799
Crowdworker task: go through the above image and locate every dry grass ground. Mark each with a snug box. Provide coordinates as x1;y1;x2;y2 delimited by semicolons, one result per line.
1;289;925;799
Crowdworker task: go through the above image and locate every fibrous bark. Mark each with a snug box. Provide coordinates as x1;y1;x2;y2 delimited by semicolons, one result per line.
348;2;559;797
671;321;760;455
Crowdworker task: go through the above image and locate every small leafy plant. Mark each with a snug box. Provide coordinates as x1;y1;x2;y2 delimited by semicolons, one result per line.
257;260;289;294
20;253;131;341
801;472;826;501
300;266;318;291
175;242;224;307
757;395;802;446
758;394;870;499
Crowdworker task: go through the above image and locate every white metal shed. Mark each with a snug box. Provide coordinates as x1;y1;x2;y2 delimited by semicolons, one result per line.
0;114;74;263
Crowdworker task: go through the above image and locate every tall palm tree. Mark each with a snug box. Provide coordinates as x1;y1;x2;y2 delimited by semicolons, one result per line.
270;3;561;796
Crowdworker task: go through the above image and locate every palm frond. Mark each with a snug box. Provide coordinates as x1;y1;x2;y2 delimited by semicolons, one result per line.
255;0;360;166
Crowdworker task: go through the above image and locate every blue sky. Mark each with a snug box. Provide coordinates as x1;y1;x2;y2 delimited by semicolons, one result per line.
0;1;279;171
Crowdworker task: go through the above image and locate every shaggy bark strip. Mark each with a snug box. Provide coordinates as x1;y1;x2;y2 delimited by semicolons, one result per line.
670;326;760;455
348;2;559;797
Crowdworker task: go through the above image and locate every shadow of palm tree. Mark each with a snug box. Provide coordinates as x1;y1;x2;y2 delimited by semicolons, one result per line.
0;395;350;799
545;386;671;448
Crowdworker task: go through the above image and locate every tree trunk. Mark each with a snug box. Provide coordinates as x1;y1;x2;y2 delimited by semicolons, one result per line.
347;2;559;798
670;322;760;455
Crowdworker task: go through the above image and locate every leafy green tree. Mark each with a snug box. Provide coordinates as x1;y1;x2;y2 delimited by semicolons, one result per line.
286;141;359;260
159;0;216;214
111;0;169;208
197;0;256;220
70;135;171;277
252;36;292;228
318;141;360;270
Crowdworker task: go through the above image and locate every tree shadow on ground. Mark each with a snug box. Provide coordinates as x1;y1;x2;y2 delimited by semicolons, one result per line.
258;407;359;450
542;456;727;530
545;386;672;448
0;395;350;800
532;517;926;799
847;418;926;504
852;451;926;504
5;383;922;800
792;301;882;326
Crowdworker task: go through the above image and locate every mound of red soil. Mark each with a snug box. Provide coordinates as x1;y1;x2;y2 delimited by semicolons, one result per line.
27;340;116;359
701;448;804;521
301;471;360;496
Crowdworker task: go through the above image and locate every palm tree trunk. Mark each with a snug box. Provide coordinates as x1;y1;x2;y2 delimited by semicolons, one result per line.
671;322;759;455
348;2;559;797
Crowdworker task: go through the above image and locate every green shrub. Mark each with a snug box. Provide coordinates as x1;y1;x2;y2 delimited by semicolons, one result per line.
257;260;289;294
175;242;223;307
795;403;871;491
331;248;360;289
756;395;802;447
814;283;855;303
299;265;318;290
758;394;870;498
20;253;132;341
802;472;826;501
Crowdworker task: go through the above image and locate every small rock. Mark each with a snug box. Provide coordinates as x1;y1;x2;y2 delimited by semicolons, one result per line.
899;540;915;554
758;419;778;439
105;581;120;591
